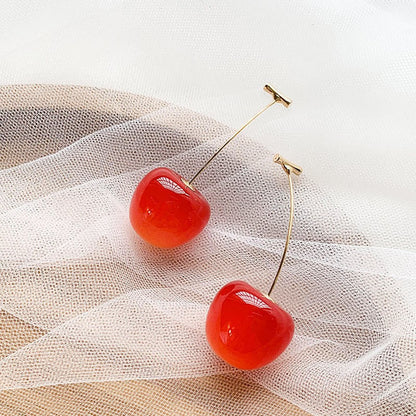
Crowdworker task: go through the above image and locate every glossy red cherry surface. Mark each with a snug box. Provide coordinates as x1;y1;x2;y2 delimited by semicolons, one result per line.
130;167;210;248
206;280;294;370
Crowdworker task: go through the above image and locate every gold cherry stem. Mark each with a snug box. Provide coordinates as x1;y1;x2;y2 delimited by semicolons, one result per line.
268;155;302;297
187;85;291;186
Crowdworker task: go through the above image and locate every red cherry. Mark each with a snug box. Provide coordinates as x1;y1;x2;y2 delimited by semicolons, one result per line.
206;280;294;370
130;167;210;248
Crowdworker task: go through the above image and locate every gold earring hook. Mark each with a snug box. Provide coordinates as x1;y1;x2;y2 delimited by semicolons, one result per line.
268;154;302;296
187;85;291;186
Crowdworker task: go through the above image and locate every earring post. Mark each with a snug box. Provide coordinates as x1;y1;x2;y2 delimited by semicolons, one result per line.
187;85;291;186
268;154;302;296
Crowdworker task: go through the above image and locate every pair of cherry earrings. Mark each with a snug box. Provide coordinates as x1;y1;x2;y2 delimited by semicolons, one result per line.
130;85;302;370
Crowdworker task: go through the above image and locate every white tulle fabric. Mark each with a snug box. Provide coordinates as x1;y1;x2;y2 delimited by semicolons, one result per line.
0;97;415;415
1;1;416;415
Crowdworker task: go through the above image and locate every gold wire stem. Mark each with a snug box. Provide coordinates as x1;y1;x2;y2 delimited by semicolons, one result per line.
268;154;302;296
187;85;291;186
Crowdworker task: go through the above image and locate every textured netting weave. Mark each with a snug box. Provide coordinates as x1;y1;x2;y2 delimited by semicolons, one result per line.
0;85;415;416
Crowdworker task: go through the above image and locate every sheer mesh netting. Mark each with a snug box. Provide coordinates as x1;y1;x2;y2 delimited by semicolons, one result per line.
0;85;415;415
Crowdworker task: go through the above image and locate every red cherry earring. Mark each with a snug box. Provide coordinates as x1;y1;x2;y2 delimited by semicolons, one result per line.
129;85;291;248
206;154;302;370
